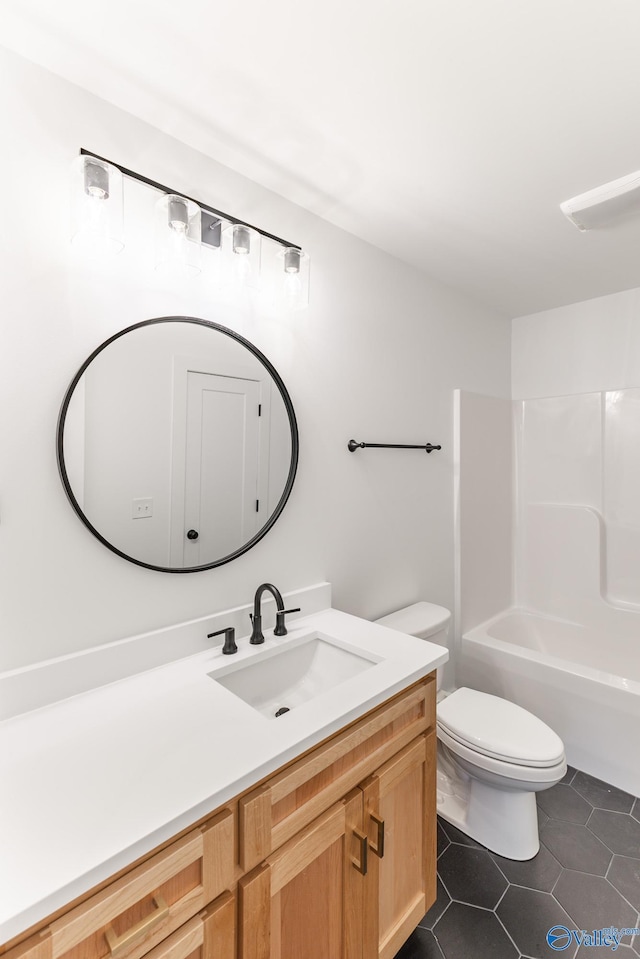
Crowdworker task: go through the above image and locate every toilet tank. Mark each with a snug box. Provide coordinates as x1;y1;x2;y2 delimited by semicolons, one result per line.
375;602;452;690
375;602;451;645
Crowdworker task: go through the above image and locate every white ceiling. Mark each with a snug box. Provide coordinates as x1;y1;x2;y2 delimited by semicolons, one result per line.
2;0;640;317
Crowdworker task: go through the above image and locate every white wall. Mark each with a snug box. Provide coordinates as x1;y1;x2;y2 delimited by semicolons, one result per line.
512;286;640;399
0;45;511;671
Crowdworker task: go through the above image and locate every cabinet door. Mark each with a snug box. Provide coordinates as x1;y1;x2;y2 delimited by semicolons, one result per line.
238;792;366;959
361;732;436;959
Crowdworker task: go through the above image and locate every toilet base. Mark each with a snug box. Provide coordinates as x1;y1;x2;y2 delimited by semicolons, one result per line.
437;764;540;860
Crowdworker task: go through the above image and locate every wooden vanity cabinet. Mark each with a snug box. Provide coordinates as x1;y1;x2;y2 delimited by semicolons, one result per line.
3;675;437;959
237;676;437;959
361;732;436;959
237;729;436;959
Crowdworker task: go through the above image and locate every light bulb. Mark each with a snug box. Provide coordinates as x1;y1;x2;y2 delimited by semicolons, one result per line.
233;225;251;255
154;194;201;276
277;246;309;309
284;271;302;302
233;253;252;284
283;248;301;274
71;155;124;256
83;160;109;200
168;198;189;234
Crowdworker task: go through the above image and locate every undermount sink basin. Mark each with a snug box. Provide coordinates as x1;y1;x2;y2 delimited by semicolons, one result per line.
210;633;379;719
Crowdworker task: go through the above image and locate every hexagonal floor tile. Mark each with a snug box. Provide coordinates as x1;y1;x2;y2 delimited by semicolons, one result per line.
437;820;450;858
541;819;612;875
576;945;637;958
497;886;577;959
632;799;640;824
394;926;446;959
438;818;481;848
433;902;518;959
537;784;592;824
607;855;640;911
588;809;640;857
491;841;562;892
418;877;451;930
438;844;507;909
571;771;634;813
561;766;578;785
538;804;550;829
553;868;638;932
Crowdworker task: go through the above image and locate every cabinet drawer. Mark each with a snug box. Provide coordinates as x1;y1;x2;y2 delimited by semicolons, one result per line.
138;893;234;959
238;675;435;871
12;809;235;959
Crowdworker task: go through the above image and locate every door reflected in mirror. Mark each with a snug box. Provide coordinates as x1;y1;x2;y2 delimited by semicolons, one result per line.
57;317;298;571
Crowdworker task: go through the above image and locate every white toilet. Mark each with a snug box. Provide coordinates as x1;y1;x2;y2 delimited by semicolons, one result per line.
375;602;566;860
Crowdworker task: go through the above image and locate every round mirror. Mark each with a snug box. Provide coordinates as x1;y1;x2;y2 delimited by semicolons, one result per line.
57;316;298;572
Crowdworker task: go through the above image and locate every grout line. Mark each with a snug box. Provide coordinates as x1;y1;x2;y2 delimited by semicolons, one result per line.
493;885;509;911
493;907;522;957
428;898;452;932
602;872;640;919
550;869;562;896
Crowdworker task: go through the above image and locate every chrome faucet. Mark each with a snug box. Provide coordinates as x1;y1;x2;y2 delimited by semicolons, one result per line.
249;583;300;644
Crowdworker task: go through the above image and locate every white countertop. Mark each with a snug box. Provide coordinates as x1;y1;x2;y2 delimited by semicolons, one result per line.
0;606;447;945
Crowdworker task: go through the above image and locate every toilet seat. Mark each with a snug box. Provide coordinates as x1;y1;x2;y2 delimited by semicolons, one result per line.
437;687;565;768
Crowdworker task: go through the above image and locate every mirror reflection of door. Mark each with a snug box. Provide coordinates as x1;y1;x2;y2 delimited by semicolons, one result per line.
183;372;262;564
170;357;274;567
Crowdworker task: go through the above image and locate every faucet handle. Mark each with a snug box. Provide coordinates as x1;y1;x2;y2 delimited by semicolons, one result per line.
274;608;301;637
249;612;264;645
207;626;238;655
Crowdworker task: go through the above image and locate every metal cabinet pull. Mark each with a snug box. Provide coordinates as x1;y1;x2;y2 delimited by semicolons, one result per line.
105;895;169;957
352;829;368;876
369;813;385;859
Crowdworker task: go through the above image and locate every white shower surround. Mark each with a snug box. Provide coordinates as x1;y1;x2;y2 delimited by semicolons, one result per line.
459;608;640;796
455;386;640;797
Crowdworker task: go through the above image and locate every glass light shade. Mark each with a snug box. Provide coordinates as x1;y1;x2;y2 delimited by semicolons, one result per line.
70;155;124;256
223;223;261;289
154;194;201;277
278;246;310;310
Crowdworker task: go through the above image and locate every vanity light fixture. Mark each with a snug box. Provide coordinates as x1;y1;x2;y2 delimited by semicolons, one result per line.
70;154;124;256
284;248;301;273
278;246;310;309
84;160;109;199
154;193;201;276
226;223;261;289
232;224;252;254
72;149;310;306
168;196;189;232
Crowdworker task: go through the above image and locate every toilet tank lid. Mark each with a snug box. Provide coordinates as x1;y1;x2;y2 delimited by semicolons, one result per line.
375;602;451;638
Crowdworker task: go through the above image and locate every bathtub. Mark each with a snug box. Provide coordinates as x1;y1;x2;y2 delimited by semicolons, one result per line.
458;609;640;797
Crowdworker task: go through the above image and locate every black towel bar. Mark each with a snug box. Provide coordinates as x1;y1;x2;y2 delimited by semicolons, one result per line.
347;439;442;453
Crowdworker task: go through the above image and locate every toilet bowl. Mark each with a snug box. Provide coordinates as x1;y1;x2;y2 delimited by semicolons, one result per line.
375;602;566;860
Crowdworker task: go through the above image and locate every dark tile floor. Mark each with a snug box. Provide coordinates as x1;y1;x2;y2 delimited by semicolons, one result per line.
395;767;640;959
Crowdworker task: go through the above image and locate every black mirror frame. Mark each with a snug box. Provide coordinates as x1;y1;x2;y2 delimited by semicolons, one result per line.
56;316;299;573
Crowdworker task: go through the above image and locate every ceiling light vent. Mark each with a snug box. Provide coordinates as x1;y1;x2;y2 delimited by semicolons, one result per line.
560;170;640;231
